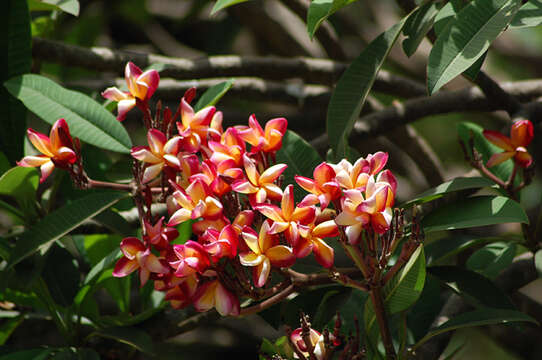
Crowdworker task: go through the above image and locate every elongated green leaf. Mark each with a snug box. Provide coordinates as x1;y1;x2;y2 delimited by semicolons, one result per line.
425;235;494;265
428;266;515;309
327;18;408;160
457;122;514;183
0;315;23;345
365;246;426;341
306;0;356;38
401;177;494;208
27;0;80;16
433;0;463;36
1;0;31;164
91;326;154;354
422;196;528;233
511;0;542;28
313;287;352;329
276;130;322;202
194;79;234;112
211;0;251;15
466;242;516;280
4;74;132;153
0;166;38;216
93;210;134;236
8;191;127;267
42;245;80;307
403;2;441;57
427;0;521;94
412;309;538;351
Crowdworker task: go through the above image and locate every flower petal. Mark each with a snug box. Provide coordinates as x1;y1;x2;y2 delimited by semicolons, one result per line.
259;163;287;184
142;163;164;184
312;238;334;268
514;147;533;168
511;119;534;147
27;129;53;157
254;258;271;288
266;245;295;267
486;151;515;168
113;257;139;277
483;130;514;151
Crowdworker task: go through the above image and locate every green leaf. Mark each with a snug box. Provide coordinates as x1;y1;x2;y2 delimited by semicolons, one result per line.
276;130;322;202
433;0;463;36
42;244;80;307
92;210;134;237
90;326;154;354
0;349;53;360
211;0;252;15
535;249;542;278
425;235;494;265
327;18;409;160
428;266;515;309
194;79;234;112
365;246;426;341
8;191;127;267
1;0;31;164
83;234;123;267
27;0;80;16
427;0;522;94
306;0;356;39
4;74;132;154
0;166;39;217
0;315;23;346
422;196;529;233
457;121;514;182
511;0;542;28
401;177;494;208
412;308;538;351
466;242;516;280
402;1;441;57
313;287;352;329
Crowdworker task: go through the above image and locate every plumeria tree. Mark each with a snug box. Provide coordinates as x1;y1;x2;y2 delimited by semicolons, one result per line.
1;0;542;359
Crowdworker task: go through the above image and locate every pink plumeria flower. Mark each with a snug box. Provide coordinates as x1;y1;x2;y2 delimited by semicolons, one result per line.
237;114;287;154
18;118;76;183
208;127;246;167
113;237;170;286
131;129;182;184
290;328;331;360
295;162;341;209
295;220;338;268
232;154;286;205
254;184;316;245
164;274;199;309
176;91;218;153
190;160;242;197
199;225;239;261
192;279;240;316
176;154;201;189
239;221;296;287
167;179;223;226
331;152;388;190
335;176;394;242
169;240;210;277
483;119;534;168
144;217;179;251
102;62;159;121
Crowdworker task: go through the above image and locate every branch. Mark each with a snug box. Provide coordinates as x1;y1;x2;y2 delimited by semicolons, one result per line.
352;79;542;141
32;37;427;98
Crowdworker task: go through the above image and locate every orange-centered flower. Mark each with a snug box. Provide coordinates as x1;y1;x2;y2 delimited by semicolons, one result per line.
18;118;76;183
192;279;240;316
102;62;159;121
483;119;534;168
237;114;287;154
239;221;295;287
295;162;341;209
167;179;223;226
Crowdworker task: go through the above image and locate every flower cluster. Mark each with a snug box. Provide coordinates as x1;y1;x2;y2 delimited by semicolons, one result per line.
483;119;534;169
18;62;399;317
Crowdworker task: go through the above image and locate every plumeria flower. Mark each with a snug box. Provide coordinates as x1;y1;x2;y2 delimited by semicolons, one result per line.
144;217;179;251
113;237;170;286
164;274;199;309
238;114;287;154
232;154;286;205
131;129;182;184
208;127;246;167
176;154;201;189
483;119;534;168
167;179;223;226
192;279;240;316
18;118;77;183
290;327;331;360
331;152;388;190
169;240;210;277
239;221;296;287
199;225;239;261
102;62;159;121
335;176;394;242
295;162;341;209
176;93;218;153
295;220;338;268
254;185;316;244
190;160;242;197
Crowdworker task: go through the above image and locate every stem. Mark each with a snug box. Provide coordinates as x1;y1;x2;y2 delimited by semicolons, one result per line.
369;286;396;359
240;284;295;316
